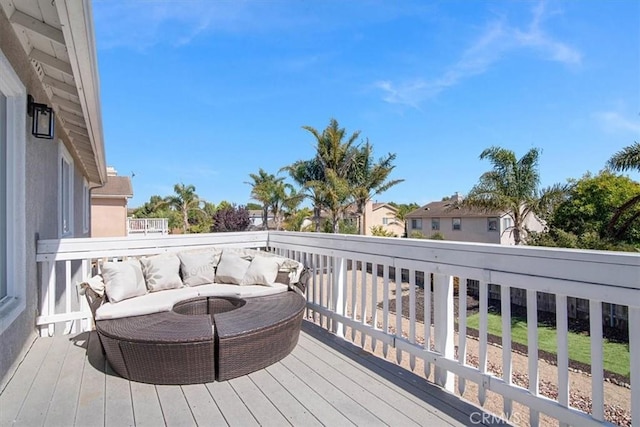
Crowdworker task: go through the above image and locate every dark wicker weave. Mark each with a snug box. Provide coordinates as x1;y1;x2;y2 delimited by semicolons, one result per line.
85;264;310;385
214;292;306;381
96;307;215;384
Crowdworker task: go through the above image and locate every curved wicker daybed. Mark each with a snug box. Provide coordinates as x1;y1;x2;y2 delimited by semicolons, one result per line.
82;247;309;385
94;292;306;384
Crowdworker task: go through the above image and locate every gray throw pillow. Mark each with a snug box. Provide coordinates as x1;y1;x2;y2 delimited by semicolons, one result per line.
178;250;217;286
241;256;281;286
140;254;183;292
215;251;251;285
102;260;147;303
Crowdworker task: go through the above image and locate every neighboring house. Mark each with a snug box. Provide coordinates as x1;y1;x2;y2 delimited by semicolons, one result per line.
247;209;277;230
405;193;544;244
0;1;106;387
363;202;405;237
91;167;133;237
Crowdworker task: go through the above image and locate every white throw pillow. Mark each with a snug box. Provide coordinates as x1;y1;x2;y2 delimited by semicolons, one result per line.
178;250;217;286
215;251;251;285
102;260;147;303
241;256;281;286
140;254;183;292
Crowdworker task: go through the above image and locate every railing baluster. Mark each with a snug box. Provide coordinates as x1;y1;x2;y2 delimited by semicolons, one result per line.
319;255;325;327
409;269;416;371
360;262;367;349
64;260;72;334
396;266;403;364
382;264;389;357
457;277;468;396
501;284;512;418
351;259;357;342
424;272;431;379
556;294;569;427
589;300;604;422
371;263;378;352
630;306;640;426
433;273;454;391
312;253;318;323
478;279;488;406
527;289;539;427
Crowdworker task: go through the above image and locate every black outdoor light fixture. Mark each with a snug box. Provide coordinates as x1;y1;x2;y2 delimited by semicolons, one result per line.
27;94;54;139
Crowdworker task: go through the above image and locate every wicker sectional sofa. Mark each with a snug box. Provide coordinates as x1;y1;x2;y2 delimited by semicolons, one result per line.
81;247;308;385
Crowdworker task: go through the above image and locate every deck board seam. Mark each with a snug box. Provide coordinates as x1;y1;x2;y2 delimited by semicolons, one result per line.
246;374;294;427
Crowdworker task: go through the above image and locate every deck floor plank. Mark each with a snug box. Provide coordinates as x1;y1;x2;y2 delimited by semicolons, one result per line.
283;350;386;426
44;334;88;427
205;381;258;427
300;323;486;426
105;364;134;427
292;343;423;427
156;384;196;426
0;337;53;426
129;382;164;427
228;375;291;427
181;383;227;426
0;323;498;427
298;328;471;426
74;331;106;427
13;334;70;426
248;369;323;427
264;359;357;427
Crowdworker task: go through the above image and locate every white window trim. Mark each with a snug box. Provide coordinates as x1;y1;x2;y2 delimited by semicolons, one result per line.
58;142;74;237
82;178;89;234
0;49;27;335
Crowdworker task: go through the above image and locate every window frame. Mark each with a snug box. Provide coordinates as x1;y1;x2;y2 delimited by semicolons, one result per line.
0;49;27;334
58;142;74;237
411;218;422;230
452;217;462;231
431;218;440;231
488;217;498;232
82;178;90;234
382;217;389;225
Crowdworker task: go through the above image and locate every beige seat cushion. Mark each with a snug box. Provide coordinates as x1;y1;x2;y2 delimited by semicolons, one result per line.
96;287;200;320
195;283;288;299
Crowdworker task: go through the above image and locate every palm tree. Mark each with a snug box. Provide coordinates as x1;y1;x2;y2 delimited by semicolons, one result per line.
350;141;404;234
303;118;360;233
280;159;325;231
606;142;640;239
164;183;203;233
247;169;295;230
464;146;565;245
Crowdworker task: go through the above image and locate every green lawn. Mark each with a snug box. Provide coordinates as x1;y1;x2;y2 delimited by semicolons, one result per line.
465;312;630;378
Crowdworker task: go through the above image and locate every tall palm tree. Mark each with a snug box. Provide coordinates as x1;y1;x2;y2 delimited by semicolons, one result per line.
350;141;404;234
303;118;360;233
280;159;325;232
246;169;284;230
164;183;203;233
606;142;640;239
464;146;564;245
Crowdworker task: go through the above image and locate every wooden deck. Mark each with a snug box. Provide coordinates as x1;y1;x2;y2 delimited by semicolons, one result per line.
1;321;496;426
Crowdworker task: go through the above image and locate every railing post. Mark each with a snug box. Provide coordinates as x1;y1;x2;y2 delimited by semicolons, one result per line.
433;273;454;391
332;255;346;338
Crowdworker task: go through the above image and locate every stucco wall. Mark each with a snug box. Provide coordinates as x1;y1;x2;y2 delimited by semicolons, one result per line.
368;206;404;237
0;8;92;388
91;198;128;237
408;216;502;243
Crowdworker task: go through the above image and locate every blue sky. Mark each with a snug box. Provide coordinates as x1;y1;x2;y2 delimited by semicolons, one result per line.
93;0;640;208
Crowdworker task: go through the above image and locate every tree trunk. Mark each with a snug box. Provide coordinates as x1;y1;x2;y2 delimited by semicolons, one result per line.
606;193;640;238
314;205;321;232
262;206;268;230
182;208;189;234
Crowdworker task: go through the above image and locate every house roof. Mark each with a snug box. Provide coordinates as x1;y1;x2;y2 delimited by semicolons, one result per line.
372;202;398;213
92;176;133;199
406;200;501;218
0;0;107;185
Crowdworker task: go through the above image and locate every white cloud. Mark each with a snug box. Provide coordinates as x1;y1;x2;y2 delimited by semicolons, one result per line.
376;1;582;108
593;111;640;135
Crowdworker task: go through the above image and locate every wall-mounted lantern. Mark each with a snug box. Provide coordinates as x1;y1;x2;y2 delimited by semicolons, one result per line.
27;94;54;139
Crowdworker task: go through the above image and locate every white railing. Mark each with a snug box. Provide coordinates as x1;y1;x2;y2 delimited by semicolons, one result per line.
35;231;639;426
127;217;169;235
